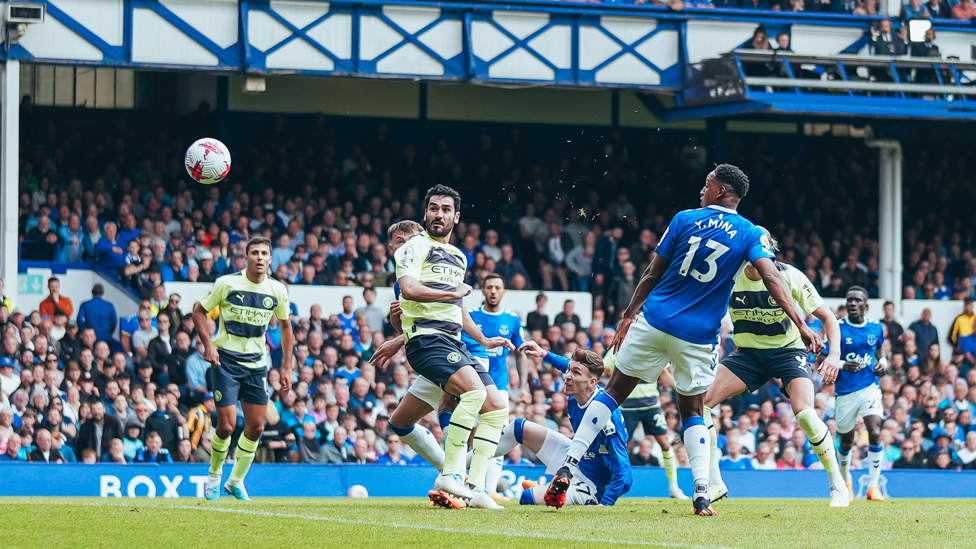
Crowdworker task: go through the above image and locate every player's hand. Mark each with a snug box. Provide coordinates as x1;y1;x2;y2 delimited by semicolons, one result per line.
518;340;546;359
842;360;862;373
280;366;293;394
873;362;886;377
819;354;840;385
390;301;402;322
370;335;405;368
203;346;221;367
520;389;532;404
454;283;472;300
610;315;635;354
483;336;515;351
798;325;824;355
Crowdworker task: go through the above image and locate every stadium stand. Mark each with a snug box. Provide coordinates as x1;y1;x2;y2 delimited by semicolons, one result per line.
4;105;976;479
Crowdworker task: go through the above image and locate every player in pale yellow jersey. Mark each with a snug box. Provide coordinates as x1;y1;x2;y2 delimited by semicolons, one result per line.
702;229;847;507
193;236;294;501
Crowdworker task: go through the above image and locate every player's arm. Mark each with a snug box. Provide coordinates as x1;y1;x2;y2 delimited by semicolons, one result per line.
610;253;670;353
192;302;220;366
599;436;633;506
389;301;403;334
753;257;823;354
277;293;295;394
398;276;471;303
193;277;226;366
513;322;530;399
463;309;515;351
873;339;887;377
812;304;841;385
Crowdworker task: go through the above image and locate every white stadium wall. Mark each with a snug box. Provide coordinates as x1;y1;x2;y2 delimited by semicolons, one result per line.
163;281;592;332
13;268;965;361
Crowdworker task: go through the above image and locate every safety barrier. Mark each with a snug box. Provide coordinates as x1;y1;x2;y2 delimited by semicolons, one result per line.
0;464;972;498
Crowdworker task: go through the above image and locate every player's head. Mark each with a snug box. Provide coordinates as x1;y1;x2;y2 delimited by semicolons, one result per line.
481;273;506;307
245;236;273;275
423;185;461;238
563;348;604;399
702;164;750;208
386;220;423;253
846;285;869;321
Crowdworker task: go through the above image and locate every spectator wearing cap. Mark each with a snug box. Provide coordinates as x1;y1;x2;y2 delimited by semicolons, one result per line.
122;418;145;461
0;358;17;397
76;284;119;349
39;277;73;319
76;400;125;460
196;249;219;283
185;392;214;450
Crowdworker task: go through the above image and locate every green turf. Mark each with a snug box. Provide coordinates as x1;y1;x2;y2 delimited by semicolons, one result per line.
1;497;973;548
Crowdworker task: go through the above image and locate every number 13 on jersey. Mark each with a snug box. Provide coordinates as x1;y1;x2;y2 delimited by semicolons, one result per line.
677;236;730;283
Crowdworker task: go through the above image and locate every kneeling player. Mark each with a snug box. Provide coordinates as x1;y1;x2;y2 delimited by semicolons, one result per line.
703;232;848;507
512;345;632;506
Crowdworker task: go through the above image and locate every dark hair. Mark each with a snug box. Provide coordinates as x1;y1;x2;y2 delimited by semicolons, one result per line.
848;285;868;298
884;301;894;308
386;220;423;241
965;297;974;305
712;164;750;199
246;236;273;254
571;348;605;379
483;273;505;286
424;184;461;211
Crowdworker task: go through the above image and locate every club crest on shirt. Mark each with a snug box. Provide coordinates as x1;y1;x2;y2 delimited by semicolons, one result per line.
867;335;877;346
263;296;274;309
499;324;510;336
767;296;778;307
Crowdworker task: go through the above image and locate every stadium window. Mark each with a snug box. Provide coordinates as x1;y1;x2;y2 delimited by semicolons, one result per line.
21;64;134;109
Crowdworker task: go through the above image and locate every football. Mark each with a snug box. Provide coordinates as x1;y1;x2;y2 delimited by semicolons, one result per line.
347;485;369;499
184;138;232;185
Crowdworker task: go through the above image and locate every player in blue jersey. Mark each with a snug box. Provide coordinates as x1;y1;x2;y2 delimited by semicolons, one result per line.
820;285;887;502
460;273;527;502
546;164;822;516
494;347;631;506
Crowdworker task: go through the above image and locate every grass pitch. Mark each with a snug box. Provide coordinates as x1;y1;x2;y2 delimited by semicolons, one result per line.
1;497;973;548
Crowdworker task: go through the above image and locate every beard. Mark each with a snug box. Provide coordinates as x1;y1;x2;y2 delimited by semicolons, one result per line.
426;216;454;238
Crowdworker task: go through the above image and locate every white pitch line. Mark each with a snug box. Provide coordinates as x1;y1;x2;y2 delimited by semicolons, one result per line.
3;499;744;549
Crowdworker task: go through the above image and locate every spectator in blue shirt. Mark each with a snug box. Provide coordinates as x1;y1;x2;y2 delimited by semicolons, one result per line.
185;338;212;401
95;222;127;269
720;442;754;469
376;434;409;465
0;433;25;461
58;214;85;262
349;378;377;411
77;284;119;346
133;431;173;463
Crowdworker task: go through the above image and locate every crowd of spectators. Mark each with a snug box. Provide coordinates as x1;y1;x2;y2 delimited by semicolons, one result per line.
4;109;976;485
627;0;976;20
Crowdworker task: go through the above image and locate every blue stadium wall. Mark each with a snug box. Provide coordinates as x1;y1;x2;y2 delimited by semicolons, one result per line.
0;464;972;498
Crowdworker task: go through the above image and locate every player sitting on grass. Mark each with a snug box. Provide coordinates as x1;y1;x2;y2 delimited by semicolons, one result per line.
514;343;632;506
702;229;848;507
821;285;887;502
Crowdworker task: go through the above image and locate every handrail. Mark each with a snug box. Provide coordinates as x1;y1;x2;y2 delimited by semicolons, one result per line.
744;76;976;94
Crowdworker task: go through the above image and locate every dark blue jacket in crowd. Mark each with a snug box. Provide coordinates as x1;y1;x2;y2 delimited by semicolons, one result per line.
77;296;119;341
